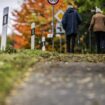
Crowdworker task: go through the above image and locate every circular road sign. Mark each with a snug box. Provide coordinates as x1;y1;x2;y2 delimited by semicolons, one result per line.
48;0;59;5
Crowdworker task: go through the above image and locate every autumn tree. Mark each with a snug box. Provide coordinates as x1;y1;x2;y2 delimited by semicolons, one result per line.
12;0;76;49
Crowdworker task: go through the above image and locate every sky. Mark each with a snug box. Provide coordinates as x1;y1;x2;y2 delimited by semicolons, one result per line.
0;0;23;35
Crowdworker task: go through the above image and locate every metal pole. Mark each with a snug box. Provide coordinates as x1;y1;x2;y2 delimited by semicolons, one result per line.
78;34;80;46
60;35;62;53
89;31;91;53
52;5;54;50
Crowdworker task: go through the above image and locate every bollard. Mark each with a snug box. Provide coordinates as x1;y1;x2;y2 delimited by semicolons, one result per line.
1;7;9;51
31;23;35;50
42;36;46;51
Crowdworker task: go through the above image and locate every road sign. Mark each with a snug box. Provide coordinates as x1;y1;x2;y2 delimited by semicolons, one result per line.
47;0;59;5
47;33;53;38
1;7;9;51
56;22;65;34
55;10;64;22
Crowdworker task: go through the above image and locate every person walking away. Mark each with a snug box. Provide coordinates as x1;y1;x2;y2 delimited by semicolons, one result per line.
62;5;82;53
89;7;105;54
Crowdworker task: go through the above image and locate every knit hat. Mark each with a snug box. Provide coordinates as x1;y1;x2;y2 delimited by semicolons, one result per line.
67;5;73;9
67;2;74;9
96;7;102;13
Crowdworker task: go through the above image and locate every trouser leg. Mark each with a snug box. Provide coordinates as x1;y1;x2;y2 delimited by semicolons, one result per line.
100;32;105;53
103;32;105;53
95;32;101;54
71;34;76;53
66;35;71;53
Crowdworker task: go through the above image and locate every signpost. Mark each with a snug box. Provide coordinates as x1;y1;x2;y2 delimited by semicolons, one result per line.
56;22;65;53
31;23;35;50
1;7;9;51
47;0;59;50
55;9;64;53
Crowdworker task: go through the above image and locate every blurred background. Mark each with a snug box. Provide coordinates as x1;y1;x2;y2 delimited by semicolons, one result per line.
0;0;105;53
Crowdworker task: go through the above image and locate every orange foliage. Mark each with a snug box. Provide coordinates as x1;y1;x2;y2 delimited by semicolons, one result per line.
11;35;29;48
12;0;75;48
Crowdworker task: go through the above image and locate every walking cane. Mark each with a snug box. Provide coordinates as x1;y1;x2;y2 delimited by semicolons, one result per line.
77;33;80;46
89;30;92;53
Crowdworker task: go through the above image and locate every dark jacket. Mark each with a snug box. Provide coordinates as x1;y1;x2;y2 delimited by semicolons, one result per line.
62;8;82;35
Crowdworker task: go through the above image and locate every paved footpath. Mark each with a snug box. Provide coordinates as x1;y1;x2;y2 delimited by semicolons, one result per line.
7;62;105;105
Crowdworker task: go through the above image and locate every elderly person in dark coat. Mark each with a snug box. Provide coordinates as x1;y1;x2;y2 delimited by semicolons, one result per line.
62;5;82;53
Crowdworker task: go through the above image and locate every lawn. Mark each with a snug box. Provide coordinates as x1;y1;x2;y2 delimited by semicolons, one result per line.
0;50;44;105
